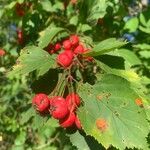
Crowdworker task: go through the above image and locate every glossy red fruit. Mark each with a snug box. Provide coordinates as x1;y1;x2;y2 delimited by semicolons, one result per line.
59;112;76;128
74;44;84;54
57;51;73;68
66;93;81;111
50;96;69;119
63;40;72;50
32;93;49;113
17;29;24;44
54;43;61;52
75;116;82;129
70;35;79;46
0;49;6;56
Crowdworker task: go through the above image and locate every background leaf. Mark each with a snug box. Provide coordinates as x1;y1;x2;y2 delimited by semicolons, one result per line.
38;27;66;48
124;17;139;32
8;46;55;76
85;38;127;57
69;131;104;150
87;0;108;25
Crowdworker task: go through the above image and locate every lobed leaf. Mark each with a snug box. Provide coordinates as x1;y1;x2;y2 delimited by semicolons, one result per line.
87;0;108;25
124;17;139;33
8;46;55;77
85;38;127;57
69;131;104;150
78;74;149;150
38;26;66;48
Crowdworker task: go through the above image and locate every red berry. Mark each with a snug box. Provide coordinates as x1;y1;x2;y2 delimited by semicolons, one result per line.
57;51;73;68
54;43;61;52
32;93;49;113
66;93;80;111
59;112;76;128
70;35;79;46
17;29;24;44
0;49;6;56
65;50;74;59
48;49;55;54
50;96;69;119
74;44;84;54
63;40;72;50
75;116;82;129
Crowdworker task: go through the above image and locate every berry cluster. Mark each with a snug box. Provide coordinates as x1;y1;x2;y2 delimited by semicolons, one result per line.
32;93;81;129
32;35;95;130
46;35;90;68
17;29;24;45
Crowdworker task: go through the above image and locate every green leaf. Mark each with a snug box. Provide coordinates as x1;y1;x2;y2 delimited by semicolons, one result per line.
80;24;92;33
133;43;150;50
40;0;52;12
139;51;150;59
17;0;24;3
69;16;78;26
147;20;150;28
139;26;150;34
8;46;55;76
96;61;141;85
85;38;127;57
78;74;149;150
5;1;17;9
124;17;139;32
139;13;147;27
38;27;66;48
109;49;141;68
32;114;49;130
20;107;35;125
69;131;104;150
69;131;91;150
87;0;108;24
96;61;149;108
14;131;26;146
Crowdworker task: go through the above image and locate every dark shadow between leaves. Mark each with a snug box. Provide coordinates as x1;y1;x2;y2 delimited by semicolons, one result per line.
31;69;59;95
95;54;125;69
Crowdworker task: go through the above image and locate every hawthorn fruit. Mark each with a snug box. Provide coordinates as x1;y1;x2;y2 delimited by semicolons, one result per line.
59;112;76;128
50;96;69;119
57;51;74;68
32;93;49;113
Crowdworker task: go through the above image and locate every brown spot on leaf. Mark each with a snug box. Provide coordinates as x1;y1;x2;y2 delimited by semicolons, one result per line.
135;98;143;107
97;95;103;101
96;118;108;132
